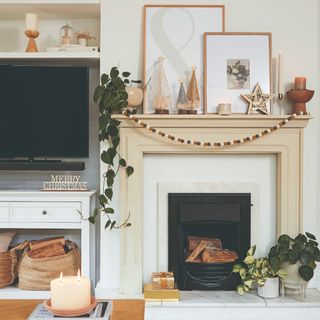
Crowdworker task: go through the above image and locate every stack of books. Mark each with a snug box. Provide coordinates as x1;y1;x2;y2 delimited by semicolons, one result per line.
27;300;112;319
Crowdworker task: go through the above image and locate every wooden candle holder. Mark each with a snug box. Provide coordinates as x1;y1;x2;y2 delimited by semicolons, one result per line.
286;89;314;114
25;30;39;52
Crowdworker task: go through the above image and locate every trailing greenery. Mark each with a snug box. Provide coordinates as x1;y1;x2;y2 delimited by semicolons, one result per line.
268;232;320;282
233;245;287;295
90;66;135;230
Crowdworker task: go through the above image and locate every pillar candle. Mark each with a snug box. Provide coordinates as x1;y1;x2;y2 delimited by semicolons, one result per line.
50;271;91;310
278;52;283;96
294;77;306;90
25;13;38;31
218;103;231;115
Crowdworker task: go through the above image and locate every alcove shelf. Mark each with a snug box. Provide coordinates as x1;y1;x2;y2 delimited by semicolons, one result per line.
0;52;100;66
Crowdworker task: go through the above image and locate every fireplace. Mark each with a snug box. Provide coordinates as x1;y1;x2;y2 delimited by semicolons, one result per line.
168;193;251;290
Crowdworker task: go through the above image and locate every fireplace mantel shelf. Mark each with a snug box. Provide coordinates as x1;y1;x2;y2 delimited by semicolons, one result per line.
116;112;311;294
116;114;312;128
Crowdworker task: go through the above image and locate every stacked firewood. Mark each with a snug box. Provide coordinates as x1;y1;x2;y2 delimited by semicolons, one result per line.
27;237;69;258
185;236;238;263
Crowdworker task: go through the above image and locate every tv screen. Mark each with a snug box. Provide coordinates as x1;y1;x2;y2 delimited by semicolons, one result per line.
0;65;89;159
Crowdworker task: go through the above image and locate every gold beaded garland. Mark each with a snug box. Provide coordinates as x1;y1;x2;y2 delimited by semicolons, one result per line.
122;111;304;150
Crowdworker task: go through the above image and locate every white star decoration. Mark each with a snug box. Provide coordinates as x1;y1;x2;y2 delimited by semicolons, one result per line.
241;83;275;115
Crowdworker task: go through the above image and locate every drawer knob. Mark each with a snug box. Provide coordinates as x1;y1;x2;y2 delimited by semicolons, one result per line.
42;210;48;215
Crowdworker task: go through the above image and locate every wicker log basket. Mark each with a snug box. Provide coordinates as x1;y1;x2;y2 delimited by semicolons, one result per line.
18;240;81;291
0;241;28;289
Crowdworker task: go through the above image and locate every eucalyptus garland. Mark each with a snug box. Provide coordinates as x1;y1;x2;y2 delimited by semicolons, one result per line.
91;67;134;230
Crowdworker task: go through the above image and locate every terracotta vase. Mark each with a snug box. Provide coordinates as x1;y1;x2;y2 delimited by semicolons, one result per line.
286;89;314;114
126;87;143;108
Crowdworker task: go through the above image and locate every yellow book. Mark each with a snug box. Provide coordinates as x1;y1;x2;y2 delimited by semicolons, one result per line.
144;284;180;302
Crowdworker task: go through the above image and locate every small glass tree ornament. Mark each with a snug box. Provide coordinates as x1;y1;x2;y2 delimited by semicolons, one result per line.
60;23;75;46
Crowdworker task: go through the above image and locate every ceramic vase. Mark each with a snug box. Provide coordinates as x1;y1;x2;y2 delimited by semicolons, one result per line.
126;87;143;108
257;277;279;298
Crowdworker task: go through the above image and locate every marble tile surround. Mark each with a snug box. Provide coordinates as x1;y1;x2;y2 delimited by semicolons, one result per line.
145;289;320;320
157;181;260;272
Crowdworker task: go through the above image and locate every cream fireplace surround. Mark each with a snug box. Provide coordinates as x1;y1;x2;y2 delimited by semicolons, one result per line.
116;114;311;294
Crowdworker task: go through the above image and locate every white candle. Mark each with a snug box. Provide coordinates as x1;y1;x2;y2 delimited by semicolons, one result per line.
278;52;283;96
25;13;38;31
50;270;91;310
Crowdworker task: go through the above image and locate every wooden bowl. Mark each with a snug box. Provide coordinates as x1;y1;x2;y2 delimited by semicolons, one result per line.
44;297;97;317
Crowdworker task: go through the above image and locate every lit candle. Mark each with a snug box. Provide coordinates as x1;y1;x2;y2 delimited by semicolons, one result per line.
278;52;283;96
294;77;307;90
50;270;91;310
25;13;38;32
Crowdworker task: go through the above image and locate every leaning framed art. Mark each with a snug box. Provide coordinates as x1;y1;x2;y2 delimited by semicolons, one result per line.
143;5;225;114
203;32;272;114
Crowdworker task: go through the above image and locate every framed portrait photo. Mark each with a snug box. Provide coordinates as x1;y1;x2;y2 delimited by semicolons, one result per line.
143;5;225;114
204;32;272;114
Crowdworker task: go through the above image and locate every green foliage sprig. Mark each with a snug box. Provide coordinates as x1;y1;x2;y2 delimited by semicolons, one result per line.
268;232;320;282
233;245;287;295
91;66;135;230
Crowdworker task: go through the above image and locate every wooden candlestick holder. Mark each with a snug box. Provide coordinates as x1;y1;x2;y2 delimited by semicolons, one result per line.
286;89;314;114
25;30;39;52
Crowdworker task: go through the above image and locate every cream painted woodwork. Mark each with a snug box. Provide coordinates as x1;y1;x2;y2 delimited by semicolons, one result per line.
116;114;311;294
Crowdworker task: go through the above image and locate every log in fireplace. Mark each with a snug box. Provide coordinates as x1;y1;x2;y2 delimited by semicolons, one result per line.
168;193;251;290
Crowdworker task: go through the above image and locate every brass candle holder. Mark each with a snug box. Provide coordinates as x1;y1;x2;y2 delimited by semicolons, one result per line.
25;30;39;52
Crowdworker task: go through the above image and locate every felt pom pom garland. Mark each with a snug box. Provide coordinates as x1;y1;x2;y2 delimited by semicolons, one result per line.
122;111;304;150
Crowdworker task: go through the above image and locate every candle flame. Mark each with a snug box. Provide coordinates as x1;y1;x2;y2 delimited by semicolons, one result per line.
59;271;63;282
77;269;81;281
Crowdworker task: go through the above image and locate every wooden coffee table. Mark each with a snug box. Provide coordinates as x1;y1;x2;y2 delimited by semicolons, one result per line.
0;299;145;320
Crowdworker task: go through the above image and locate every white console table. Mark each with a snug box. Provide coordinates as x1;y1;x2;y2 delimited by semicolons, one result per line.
0;190;96;299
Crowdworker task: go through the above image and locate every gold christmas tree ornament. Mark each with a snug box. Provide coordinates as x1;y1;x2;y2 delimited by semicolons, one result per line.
153;56;171;114
241;83;275;115
186;66;200;114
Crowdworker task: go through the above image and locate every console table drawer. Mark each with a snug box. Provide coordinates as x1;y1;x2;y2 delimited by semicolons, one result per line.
0;202;9;222
10;202;82;223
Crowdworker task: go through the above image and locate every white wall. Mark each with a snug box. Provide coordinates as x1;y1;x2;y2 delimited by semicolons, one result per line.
99;0;320;292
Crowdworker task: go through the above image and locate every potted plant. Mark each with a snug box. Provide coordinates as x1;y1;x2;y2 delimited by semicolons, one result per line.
233;245;287;298
90;66;135;229
268;232;320;295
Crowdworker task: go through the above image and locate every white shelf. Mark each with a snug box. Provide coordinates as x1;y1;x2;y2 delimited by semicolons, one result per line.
0;51;100;66
0;1;100;19
0;286;50;299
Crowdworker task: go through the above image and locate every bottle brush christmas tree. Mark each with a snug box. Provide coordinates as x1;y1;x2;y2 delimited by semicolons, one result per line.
186;66;200;114
176;80;188;114
153;56;171;114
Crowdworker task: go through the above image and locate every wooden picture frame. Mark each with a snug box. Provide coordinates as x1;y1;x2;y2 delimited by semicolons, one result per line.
143;5;225;114
203;32;272;114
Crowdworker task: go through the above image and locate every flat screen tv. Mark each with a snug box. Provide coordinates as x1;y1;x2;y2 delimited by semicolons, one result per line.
0;65;89;159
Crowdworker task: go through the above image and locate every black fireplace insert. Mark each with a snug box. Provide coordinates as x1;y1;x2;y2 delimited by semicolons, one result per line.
168;193;251;290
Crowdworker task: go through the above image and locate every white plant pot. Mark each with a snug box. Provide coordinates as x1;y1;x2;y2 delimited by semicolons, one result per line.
281;262;308;294
257;277;279;298
126;87;143;107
